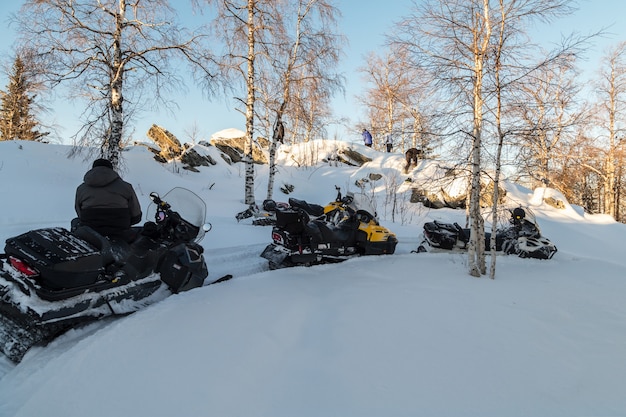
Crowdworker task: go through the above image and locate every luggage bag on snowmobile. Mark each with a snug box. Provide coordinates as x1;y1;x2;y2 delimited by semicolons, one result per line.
5;227;103;289
158;242;208;293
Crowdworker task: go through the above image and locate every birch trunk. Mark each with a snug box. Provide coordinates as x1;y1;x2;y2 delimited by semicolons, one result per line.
489;0;506;280
244;0;256;205
467;0;491;278
106;0;126;168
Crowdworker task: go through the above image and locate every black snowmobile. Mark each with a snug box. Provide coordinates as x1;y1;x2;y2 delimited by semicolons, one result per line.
0;187;218;363
415;207;557;259
261;187;398;269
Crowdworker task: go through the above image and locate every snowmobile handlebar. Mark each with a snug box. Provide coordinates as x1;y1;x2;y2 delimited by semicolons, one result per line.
334;186;353;205
149;192;171;211
147;192;199;241
334;185;342;202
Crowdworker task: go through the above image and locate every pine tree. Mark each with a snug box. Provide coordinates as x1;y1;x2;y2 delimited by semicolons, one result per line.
0;56;47;141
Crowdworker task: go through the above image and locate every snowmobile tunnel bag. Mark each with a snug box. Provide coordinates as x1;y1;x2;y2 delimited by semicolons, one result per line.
4;227;103;289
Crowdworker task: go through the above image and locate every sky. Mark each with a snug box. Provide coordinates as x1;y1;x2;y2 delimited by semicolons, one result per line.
1;138;626;416
0;0;625;145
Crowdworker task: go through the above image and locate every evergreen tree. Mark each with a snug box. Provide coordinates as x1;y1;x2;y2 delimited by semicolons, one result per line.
0;56;47;141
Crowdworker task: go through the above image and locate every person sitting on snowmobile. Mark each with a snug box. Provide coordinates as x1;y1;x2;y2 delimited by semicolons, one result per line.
510;207;540;238
73;158;142;241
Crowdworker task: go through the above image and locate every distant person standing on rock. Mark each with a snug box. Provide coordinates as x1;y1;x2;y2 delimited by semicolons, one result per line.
276;120;285;144
385;134;393;152
362;129;373;147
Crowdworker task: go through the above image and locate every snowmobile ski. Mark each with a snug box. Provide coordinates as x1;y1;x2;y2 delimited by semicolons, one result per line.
208;274;233;285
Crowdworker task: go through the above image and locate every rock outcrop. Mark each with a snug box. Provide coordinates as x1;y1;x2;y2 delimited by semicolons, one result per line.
144;124;218;170
209;131;268;165
146;124;183;161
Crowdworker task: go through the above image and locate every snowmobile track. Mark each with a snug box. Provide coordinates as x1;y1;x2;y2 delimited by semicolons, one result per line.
0;313;67;363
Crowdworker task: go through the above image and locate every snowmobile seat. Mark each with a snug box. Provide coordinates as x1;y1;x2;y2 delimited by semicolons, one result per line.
453;223;468;243
423;221;457;249
306;219;355;246
288;198;325;217
72;225;130;267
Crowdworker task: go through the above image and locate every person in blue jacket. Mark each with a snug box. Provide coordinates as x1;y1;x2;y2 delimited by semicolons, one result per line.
362;129;373;147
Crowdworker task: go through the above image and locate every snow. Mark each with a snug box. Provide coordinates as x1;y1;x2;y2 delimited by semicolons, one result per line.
1;139;626;416
210;127;246;140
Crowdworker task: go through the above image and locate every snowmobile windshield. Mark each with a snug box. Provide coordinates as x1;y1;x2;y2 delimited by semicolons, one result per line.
146;188;207;242
506;206;542;237
524;208;538;226
511;207;537;226
347;193;377;218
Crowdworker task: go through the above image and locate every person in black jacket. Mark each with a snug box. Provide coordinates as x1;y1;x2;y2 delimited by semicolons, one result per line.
276;120;285;144
74;158;142;240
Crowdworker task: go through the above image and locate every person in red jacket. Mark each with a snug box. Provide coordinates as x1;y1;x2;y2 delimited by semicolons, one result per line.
74;158;142;240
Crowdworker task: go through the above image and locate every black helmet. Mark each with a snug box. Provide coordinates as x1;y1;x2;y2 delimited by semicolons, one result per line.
512;207;526;221
262;199;276;212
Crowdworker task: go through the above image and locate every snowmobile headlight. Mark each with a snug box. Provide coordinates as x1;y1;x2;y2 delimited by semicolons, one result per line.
8;256;39;277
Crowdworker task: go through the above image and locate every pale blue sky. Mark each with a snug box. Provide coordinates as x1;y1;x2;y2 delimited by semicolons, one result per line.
0;0;624;145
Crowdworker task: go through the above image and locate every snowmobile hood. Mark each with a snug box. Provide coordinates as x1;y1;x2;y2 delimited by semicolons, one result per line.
82;166;121;188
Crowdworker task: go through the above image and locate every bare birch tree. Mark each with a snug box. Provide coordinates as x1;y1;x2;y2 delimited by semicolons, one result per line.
206;0;282;205
591;42;626;220
486;0;582;277
513;57;584;190
358;51;406;147
488;0;508;280
392;0;579;277
392;0;493;277
205;0;342;204
358;48;432;154
13;0;213;168
258;0;343;201
289;75;338;142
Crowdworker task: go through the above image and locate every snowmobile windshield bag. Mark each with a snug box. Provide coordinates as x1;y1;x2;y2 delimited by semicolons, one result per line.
158;243;208;293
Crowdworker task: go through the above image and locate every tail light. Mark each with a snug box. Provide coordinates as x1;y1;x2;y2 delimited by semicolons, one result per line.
8;256;40;277
272;232;284;244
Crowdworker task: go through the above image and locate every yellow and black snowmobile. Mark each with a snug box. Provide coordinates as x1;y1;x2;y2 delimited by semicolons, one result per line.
261;187;398;269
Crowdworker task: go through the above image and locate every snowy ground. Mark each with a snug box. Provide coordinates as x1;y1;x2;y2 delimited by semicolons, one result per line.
0;139;625;417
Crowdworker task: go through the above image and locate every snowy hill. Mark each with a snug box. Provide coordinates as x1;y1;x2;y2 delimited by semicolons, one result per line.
0;139;625;417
